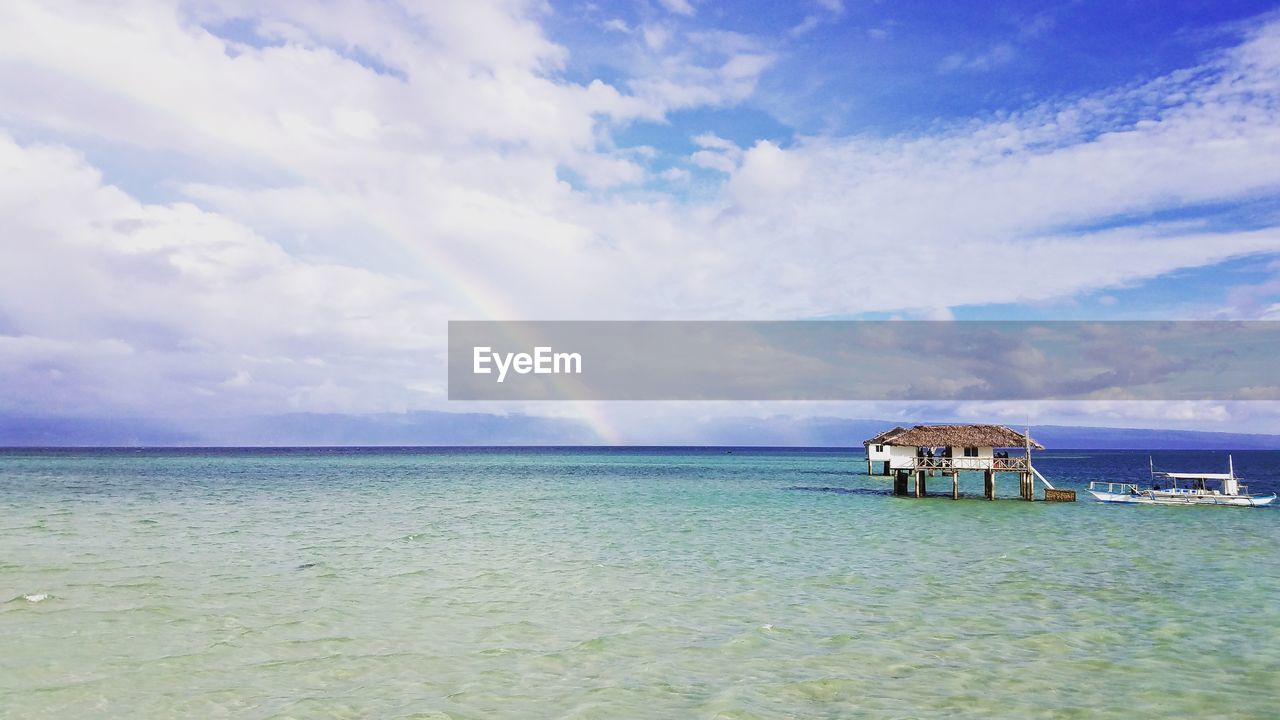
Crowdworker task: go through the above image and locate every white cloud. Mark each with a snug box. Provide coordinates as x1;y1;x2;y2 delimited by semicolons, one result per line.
690;150;738;173
689;132;743;173
0;133;440;416
657;0;696;17
727;140;805;197
624;32;774;112
939;43;1016;73
660;167;691;183
791;0;845;36
693;133;739;151
642;23;671;51
790;15;822;38
867;26;891;41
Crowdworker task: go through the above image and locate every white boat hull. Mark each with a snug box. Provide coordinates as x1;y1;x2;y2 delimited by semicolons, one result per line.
1088;489;1276;507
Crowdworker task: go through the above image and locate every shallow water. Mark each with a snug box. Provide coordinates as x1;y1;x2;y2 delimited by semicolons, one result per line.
2;448;1277;718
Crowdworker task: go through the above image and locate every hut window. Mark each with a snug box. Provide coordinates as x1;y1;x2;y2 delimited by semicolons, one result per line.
874;444;884;452
963;447;979;457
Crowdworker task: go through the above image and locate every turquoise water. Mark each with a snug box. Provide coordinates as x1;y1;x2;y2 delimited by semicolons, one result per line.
2;448;1278;718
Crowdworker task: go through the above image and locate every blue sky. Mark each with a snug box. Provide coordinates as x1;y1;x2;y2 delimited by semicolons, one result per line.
560;1;1278;137
0;1;1278;441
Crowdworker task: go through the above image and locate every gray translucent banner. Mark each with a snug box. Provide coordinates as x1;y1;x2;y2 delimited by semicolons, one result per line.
448;321;1280;401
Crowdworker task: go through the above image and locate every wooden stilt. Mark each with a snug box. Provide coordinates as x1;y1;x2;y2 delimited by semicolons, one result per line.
894;469;909;496
951;471;959;500
984;469;995;500
915;470;926;498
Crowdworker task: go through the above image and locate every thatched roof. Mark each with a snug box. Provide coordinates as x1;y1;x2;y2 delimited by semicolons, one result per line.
863;424;1044;449
862;426;907;446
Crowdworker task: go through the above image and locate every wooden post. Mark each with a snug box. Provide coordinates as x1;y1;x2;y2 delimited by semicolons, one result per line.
915;470;926;498
894;469;909;496
882;460;891;476
984;469;995;500
951;471;959;500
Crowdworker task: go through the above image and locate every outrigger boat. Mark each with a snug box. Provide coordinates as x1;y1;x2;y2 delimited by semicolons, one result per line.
1088;456;1275;507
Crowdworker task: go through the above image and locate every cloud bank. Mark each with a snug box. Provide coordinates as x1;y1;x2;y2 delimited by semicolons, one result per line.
1;1;1278;434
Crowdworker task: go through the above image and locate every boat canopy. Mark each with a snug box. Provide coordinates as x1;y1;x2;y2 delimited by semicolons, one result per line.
1158;472;1233;480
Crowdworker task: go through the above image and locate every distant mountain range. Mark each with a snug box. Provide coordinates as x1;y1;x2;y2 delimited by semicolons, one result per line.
657;417;1280;450
0;411;595;447
2;412;1280;449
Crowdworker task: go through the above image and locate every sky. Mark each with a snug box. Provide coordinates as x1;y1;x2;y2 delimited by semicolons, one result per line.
1;0;1279;443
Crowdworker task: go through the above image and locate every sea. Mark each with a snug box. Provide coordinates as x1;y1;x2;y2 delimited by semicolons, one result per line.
2;448;1277;719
